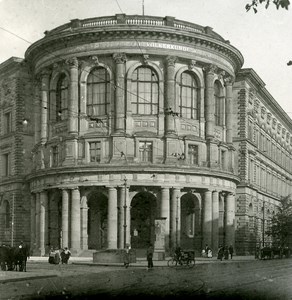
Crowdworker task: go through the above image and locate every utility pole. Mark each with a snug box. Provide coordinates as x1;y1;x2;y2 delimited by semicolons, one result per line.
11;193;15;247
262;200;265;247
123;177;127;249
176;195;179;247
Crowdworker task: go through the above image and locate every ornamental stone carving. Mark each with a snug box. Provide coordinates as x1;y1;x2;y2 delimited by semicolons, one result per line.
224;75;234;85
65;57;78;68
188;59;196;70
112;53;127;64
90;56;100;65
142;54;149;65
166;55;177;67
204;64;218;74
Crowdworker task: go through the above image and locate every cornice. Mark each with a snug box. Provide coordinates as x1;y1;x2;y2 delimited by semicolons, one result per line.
26;26;243;74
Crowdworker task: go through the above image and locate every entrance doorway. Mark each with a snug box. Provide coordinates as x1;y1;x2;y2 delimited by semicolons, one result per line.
130;192;157;249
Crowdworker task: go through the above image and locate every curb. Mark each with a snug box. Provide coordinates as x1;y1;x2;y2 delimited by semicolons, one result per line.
0;274;58;283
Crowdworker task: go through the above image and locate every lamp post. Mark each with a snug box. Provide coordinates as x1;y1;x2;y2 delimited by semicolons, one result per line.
262;200;265;247
123;177;127;249
176;195;179;247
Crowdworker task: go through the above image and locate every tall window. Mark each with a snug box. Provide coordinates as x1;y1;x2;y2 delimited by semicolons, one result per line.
4;201;11;229
89;141;101;163
188;145;199;165
214;81;223;126
87;67;110;116
3;153;11;176
179;72;199;119
56;74;69;121
139;141;153;162
131;67;158;115
4;112;12;134
52;146;59;167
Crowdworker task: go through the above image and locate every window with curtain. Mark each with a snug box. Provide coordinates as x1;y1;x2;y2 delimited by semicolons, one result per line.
139;141;153;162
188;144;198;165
179;72;199;119
87;67;110;116
214;81;223;126
131;67;158;115
56;74;69;121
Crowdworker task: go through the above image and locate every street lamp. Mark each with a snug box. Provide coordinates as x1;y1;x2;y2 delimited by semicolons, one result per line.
176;195;179;247
262;200;265;247
123;177;127;249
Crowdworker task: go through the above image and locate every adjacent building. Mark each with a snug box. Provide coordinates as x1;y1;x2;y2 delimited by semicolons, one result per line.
0;14;291;256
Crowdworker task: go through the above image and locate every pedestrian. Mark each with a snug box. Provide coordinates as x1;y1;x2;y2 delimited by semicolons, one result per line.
146;243;154;270
228;244;234;259
224;246;229;260
49;247;56;264
217;245;224;261
62;247;71;264
123;244;131;268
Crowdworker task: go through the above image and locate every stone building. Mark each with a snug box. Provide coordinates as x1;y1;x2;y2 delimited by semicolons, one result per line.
0;14;291;257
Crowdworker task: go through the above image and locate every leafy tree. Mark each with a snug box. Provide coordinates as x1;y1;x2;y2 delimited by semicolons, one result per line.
246;0;290;13
266;195;292;247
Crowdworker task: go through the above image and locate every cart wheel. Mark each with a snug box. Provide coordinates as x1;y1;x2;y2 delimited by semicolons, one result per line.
167;258;177;267
187;259;195;268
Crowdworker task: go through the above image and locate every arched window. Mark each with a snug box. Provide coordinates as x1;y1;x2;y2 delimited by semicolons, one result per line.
87;67;110;116
214;81;224;126
131;66;158;115
4;201;11;229
179;72;199;119
56;74;69;121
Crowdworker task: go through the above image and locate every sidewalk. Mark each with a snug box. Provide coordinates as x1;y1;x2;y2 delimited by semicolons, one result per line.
0;255;256;283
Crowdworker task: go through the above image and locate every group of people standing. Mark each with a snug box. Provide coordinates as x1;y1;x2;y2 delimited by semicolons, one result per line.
217;244;234;261
49;247;71;265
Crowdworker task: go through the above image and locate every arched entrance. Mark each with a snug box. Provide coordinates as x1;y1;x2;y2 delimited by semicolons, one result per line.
130;192;157;249
87;191;108;250
180;193;201;251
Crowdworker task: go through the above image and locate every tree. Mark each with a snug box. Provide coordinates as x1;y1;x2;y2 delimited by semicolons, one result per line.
246;0;290;13
266;195;292;247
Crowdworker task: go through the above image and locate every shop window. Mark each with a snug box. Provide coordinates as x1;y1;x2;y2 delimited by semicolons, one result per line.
139;141;153;162
89;141;101;163
87;67;110;116
131;67;158;115
179;71;199;119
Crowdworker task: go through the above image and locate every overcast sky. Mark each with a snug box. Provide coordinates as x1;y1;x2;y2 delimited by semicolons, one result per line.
0;0;291;117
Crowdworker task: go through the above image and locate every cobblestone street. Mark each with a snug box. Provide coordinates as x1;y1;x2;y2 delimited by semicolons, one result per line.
1;257;292;299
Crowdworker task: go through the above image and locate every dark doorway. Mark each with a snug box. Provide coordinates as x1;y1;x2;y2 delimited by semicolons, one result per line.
130;192;157;249
87;192;108;250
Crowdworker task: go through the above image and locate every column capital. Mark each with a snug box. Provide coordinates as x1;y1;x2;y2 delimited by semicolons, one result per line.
204;64;218;75
224;75;235;86
113;53;127;64
166;55;177;67
89;55;100;65
65;57;78;68
188;59;197;70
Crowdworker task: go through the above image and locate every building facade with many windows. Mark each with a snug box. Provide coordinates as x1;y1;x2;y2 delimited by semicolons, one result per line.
0;14;291;256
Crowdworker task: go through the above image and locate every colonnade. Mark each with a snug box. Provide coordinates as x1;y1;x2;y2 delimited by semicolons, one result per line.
30;185;235;256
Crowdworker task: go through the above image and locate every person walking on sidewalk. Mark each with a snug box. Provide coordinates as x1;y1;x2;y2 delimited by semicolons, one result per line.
228;244;234;259
123;244;131;268
146;243;154;270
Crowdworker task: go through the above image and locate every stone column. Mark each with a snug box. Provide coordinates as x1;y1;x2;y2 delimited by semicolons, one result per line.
107;187;118;249
113;53;127;133
160;187;170;250
40;69;50;144
80;195;88;250
40;191;48;256
225;193;235;247
67;57;79;134
71;188;81;252
202;190;212;248
165;56;177;135
34;82;41;144
35;193;40;252
125;186;131;246
212;191;219;254
62;189;70;248
205;64;217;139
118;187;124;249
225;76;234;144
170;188;180;249
219;194;225;245
30;194;36;251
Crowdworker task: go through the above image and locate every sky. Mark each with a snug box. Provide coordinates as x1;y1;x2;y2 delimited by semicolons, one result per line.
0;0;291;118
